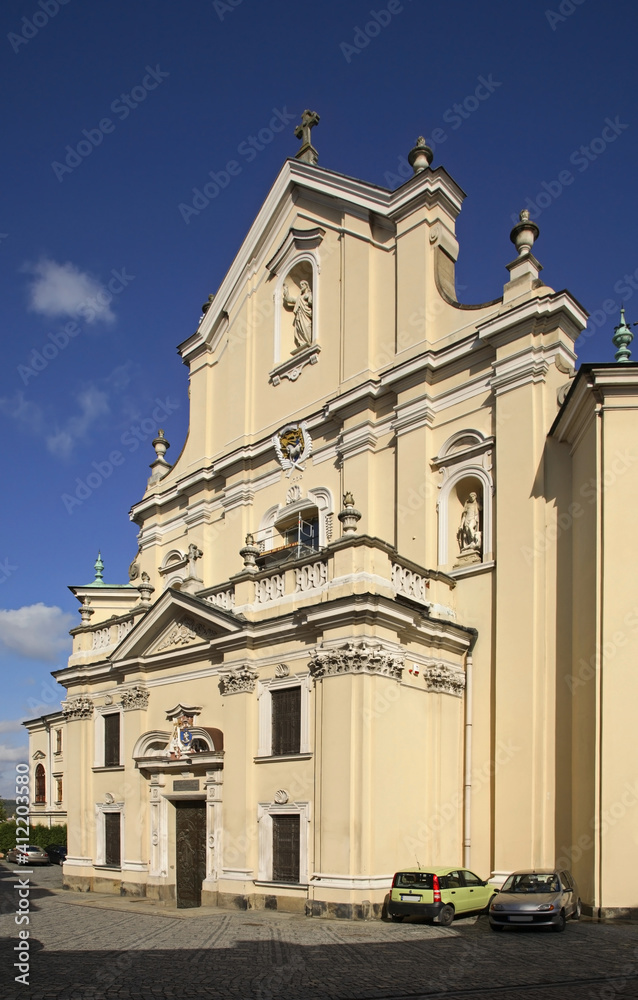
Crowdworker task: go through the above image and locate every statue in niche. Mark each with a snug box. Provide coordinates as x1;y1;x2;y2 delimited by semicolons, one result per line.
457;492;482;555
283;279;313;349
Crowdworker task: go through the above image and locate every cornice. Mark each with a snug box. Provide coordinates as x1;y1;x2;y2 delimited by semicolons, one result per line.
477;291;587;344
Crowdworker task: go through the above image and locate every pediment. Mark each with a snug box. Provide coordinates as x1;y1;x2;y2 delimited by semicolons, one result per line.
113;588;241;663
32;750;46;760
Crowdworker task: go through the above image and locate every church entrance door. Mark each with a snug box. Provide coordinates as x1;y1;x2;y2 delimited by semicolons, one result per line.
175;801;206;908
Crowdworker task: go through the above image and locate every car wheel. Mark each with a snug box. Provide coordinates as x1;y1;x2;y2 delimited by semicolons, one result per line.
553;912;566;932
438;904;455;927
490;922;504;932
391;914;404;922
572;898;582;921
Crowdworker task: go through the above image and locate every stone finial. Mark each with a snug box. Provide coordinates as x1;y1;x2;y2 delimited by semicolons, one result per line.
338;493;362;534
294;109;320;165
408;136;433;175
79;597;94;624
510;209;540;257
239;533;261;573
148;429;172;485
137;571;155;604
612;308;633;363
152;429;170;461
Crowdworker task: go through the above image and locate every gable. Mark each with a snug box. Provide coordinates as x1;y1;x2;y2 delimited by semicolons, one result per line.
113;588;241;664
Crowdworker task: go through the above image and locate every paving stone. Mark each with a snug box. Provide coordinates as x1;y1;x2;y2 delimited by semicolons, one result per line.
1;863;637;1000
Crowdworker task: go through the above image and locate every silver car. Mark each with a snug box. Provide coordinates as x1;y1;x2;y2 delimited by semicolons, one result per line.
489;869;581;932
5;845;50;865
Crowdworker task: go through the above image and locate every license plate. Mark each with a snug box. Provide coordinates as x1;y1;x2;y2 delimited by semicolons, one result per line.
510;915;533;922
400;894;421;902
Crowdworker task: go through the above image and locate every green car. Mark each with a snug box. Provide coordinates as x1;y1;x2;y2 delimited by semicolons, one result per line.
387;866;495;925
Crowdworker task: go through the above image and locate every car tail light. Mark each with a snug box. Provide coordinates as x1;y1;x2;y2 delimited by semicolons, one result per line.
433;875;441;903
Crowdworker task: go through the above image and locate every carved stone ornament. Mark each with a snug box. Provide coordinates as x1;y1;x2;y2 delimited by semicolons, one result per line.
273;422;312;477
274;789;289;804
275;662;290;678
62;696;94;720
120;685;150;711
219;664;259;696
308;641;404;682
156;617;216;652
423;663;465;697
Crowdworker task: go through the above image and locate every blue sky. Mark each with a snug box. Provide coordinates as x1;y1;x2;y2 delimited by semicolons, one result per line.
1;0;636;796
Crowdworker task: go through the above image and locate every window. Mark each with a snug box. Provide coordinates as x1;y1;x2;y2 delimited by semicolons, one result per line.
104;812;121;867
35;764;46;804
55;778;63;803
271;687;301;756
257;676;310;758
104;714;121;767
462;869;484;887
272;814;300;883
55;729;62;753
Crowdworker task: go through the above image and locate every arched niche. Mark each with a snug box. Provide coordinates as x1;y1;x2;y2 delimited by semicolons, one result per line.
433;430;494;570
257;487;333;553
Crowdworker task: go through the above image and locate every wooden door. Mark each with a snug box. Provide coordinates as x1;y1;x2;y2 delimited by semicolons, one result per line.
175;801;206;908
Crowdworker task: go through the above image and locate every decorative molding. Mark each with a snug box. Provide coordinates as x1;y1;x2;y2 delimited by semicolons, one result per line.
120;685;150;712
155;617;217;652
295;561;327;593
62;696;94;720
274;789;289;804
92;627;111;650
392;563;429;605
266;226;326;276
219;664;259;695
275;663;290;677
308;641;403;681
392;396;436;438
254;574;285;604
32;750;46;760
206;589;235;611
269;344;321;386
423;663;465;697
117;620;135;643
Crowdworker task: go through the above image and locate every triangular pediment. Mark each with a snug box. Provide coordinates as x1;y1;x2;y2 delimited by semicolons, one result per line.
113;588;242;663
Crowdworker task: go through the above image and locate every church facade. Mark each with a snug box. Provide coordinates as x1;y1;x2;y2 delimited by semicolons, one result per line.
26;118;638;918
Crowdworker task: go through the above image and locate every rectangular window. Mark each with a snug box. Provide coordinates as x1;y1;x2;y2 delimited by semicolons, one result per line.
103;714;121;767
56;778;63;803
271;687;301;756
55;729;62;753
272;814;300;883
104;812;121;867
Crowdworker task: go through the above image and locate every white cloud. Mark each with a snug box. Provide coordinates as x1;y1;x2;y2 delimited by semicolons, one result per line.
24;257;115;324
0;604;73;662
0;385;110;460
0;720;28;734
0;391;44;434
46;385;109;459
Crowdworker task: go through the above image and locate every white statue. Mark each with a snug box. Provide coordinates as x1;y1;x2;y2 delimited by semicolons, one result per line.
457;492;481;553
283;279;313;348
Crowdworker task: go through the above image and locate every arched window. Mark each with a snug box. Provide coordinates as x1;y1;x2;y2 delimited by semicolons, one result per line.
35;763;46;804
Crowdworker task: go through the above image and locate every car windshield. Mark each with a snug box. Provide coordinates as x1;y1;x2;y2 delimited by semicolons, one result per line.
394;872;434;889
501;873;560;893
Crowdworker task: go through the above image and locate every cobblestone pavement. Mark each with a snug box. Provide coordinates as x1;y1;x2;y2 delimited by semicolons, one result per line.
1;862;638;1000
